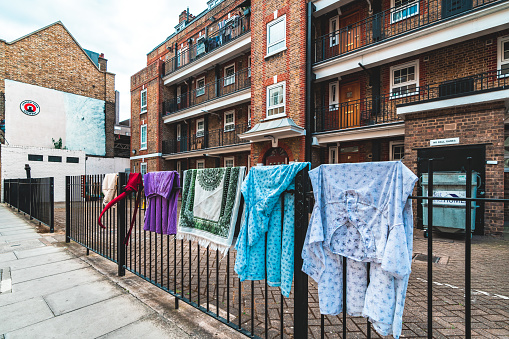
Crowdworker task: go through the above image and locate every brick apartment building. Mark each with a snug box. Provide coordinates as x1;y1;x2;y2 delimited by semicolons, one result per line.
131;0;509;234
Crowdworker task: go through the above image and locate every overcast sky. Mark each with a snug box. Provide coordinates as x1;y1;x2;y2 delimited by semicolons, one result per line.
0;0;209;122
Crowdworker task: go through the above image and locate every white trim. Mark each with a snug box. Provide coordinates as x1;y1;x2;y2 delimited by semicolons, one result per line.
389;140;405;161
498;35;509;78
390;0;419;24
224;110;235;132
224;63;236;86
140;124;147;150
315;122;405;144
224;156;235;167
329;146;338;164
329;81;339;110
196;159;205;169
140;89;147;114
162;144;250;160
196;118;205;137
196;76;206;96
390;60;419;98
140;162;147;175
267;15;286;56
266;81;286;118
329;16;339;47
130;153;162;160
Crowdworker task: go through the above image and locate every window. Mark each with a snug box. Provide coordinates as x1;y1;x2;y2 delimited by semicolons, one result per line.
177;86;181;104
196;118;205;137
224;64;235;86
140;162;147;176
197;159;205;169
196;77;205;97
498;36;509;78
390;60;419;98
177;124;181;141
196;34;206;56
248;56;251;77
177;160;182;176
140;89;147;113
224;110;235;132
266;82;286;118
391;0;419;23
224;157;234;168
329;81;339;110
329;16;339;47
140;124;147;150
48;156;62;163
329;146;338;164
248;105;252;128
66;157;80;163
390;141;405;161
28;154;43;161
177;48;188;67
267;15;286;56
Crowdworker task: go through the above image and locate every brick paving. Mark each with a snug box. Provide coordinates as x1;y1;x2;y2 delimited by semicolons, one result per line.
54;199;509;338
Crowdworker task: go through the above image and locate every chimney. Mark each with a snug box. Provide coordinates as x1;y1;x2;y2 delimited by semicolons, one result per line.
179;10;188;23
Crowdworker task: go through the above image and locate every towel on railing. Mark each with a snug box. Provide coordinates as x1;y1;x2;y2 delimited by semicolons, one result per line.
177;167;245;255
143;171;180;235
101;173;118;206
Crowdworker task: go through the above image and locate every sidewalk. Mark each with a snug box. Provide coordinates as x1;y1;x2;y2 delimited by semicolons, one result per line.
0;204;245;339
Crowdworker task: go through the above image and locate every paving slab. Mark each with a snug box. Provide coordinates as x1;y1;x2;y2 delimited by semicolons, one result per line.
13;246;61;259
0;233;42;242
0;251;72;271
6;295;154;339
0;252;17;262
0;229;38;236
11;258;88;283
0;297;54;333
44;279;123;316
97;314;189;339
0;238;45;253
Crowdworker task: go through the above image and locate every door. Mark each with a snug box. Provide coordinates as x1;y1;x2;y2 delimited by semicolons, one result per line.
340;13;361;54
442;0;472;18
264;147;289;165
339;81;361;129
417;144;485;234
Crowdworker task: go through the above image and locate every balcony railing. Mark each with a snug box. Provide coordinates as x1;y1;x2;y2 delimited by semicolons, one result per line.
313;0;500;64
164;16;250;77
162;123;249;155
162;68;251;117
314;70;509;133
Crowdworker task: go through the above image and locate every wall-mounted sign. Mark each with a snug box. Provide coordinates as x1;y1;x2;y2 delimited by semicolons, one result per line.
20;100;40;116
430;137;459;146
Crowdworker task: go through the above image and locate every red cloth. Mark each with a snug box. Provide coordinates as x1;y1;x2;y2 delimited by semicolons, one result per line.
98;173;143;245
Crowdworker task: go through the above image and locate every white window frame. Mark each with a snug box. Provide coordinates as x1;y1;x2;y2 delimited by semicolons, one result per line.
329;16;339;47
140;124;147;150
177;124;181;141
197;159;205;169
140;162;147;176
266;15;286;57
177;160;182;176
389;141;405;161
224;110;235;132
329;146;338;164
196;118;205;138
390;60;419;99
140;89;147;114
498;36;509;78
224;156;235;168
390;0;419;24
329;81;339;110
196;77;206;97
248;56;251;77
266;81;286;119
224;64;235;86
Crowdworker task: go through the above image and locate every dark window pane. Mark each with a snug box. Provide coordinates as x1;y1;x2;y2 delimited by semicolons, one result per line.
28;154;43;161
48;156;62;162
66;157;79;163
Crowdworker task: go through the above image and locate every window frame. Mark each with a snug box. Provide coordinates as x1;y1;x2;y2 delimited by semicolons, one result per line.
224;156;235;168
197;159;205;169
248;56;251;77
177;86;182;104
389;60;419;99
140;89;147;114
266;81;286;119
329;146;338;164
390;0;419;24
248;105;252;128
224;63;236;86
196;77;206;97
196;118;205;138
140;124;147;150
266;15;287;57
224;110;235;132
177;124;181;141
140;162;147;176
329;81;339;110
498;36;509;78
329;16;339;47
389;141;405;161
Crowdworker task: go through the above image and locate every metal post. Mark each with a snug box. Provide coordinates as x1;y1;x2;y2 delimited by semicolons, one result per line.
465;157;472;339
65;176;71;243
305;1;315;164
427;159;434;339
25;164;32;220
17;178;20;212
117;172;127;276
49;177;54;233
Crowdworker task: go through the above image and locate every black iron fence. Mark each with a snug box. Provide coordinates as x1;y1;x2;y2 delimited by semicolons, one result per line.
66;162;507;339
313;0;500;63
4;177;54;231
162;123;250;155
163;68;251;117
164;15;250;76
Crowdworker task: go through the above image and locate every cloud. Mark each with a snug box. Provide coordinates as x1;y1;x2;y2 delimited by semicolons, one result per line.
0;0;209;121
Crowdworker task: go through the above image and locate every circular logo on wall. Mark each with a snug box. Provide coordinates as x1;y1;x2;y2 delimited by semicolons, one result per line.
20;100;40;116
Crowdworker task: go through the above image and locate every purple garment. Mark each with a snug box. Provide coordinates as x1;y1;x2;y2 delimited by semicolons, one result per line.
143;171;180;235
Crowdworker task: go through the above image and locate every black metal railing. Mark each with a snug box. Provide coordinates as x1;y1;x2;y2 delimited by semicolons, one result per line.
164;15;250;76
162;123;249;155
65;161;508;339
314;70;509;133
163;68;251;117
314;0;501;63
4;177;54;231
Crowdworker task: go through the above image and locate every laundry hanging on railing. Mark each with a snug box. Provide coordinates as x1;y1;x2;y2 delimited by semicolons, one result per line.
177;166;246;255
143;171;180;235
302;162;417;339
101;173;118;206
234;162;311;297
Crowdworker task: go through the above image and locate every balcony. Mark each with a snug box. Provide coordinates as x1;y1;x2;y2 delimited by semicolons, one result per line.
163;15;250;84
162;68;251;123
162;123;250;159
313;0;502;65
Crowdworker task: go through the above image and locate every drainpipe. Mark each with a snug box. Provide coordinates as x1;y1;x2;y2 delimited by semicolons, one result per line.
305;2;315;164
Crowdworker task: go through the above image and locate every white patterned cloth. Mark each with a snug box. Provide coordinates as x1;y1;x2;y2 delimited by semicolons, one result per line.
302;162;417;339
101;173;118;206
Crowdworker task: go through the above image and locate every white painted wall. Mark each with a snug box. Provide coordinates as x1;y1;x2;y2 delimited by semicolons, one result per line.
1;145;129;202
